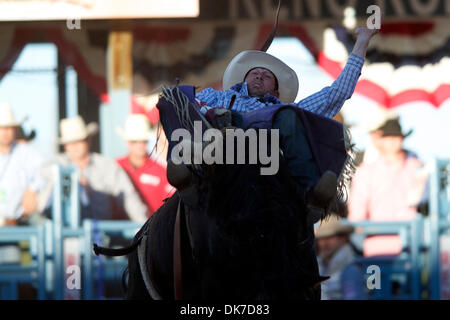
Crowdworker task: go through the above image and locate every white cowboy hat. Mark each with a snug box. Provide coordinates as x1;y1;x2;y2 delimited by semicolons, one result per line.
58;115;98;144
222;50;299;104
116;114;153;141
0;103;23;127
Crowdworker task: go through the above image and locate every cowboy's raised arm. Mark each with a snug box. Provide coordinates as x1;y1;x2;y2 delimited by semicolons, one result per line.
297;26;379;119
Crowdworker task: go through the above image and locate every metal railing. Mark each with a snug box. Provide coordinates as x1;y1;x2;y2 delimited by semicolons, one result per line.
0;165;143;300
428;158;450;300
346;218;424;299
82;219;142;299
2;158;450;299
0;225;46;299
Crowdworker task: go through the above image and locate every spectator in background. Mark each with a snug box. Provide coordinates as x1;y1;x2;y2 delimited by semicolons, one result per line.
41;115;147;223
315;216;366;300
348;115;428;257
116;114;174;216
352;107;400;167
0;103;45;226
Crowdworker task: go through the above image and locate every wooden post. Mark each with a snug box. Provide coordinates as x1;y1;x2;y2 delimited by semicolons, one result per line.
57;53;67;153
108;30;133;91
100;21;133;158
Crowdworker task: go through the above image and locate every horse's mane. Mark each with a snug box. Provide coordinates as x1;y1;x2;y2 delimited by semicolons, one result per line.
325;126;357;219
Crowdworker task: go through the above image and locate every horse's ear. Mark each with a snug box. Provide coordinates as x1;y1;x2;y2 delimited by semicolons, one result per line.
260;0;281;52
312;275;330;288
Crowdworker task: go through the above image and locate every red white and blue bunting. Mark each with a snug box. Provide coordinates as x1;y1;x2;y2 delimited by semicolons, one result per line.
0;17;449;123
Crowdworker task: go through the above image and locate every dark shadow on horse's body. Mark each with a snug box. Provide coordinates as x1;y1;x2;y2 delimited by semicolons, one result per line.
126;150;324;300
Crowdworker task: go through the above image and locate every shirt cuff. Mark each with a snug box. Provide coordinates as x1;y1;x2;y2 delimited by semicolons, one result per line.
347;53;364;69
15;206;25;220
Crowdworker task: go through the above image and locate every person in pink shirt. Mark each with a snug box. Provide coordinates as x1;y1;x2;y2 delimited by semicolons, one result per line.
348;116;428;257
117;114;174;217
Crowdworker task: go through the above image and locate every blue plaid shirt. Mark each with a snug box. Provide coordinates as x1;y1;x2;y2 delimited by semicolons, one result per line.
197;53;364;119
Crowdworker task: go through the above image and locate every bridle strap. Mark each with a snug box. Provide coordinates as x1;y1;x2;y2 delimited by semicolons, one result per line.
137;234;163;300
135;214;163;300
259;0;282;52
173;199;183;300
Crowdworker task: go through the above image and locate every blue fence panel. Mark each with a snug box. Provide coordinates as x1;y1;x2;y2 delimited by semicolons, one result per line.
346;218;424;300
0;225;46;299
82;219;143;300
49;164;86;300
428;158;450;299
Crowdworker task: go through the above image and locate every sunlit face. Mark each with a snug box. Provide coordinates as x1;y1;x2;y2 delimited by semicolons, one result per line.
127;140;148;158
377;135;404;155
244;67;279;98
369;130;383;151
0;127;16;147
317;235;347;261
64;140;90;162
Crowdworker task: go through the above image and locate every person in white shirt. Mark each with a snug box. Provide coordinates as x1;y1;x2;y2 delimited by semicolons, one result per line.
0;103;45;226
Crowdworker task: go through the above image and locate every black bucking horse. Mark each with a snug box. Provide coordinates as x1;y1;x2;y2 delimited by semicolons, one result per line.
93;83;354;300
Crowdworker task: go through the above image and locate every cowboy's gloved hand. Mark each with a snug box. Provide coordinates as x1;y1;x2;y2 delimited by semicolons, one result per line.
352;14;383;58
355;25;380;41
205;108;232;129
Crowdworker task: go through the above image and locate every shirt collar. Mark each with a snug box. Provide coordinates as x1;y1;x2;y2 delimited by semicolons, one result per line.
230;82;248;95
230;82;281;104
0;141;17;157
61;152;94;168
126;155;154;170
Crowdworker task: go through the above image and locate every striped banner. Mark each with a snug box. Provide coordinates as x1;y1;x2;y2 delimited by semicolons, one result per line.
1;17;449;122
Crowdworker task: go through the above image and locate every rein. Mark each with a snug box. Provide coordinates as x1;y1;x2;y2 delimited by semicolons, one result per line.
93;216;164;300
173;199;183;300
93;197;188;300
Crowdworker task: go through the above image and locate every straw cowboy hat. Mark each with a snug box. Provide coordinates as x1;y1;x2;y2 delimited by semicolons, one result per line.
0;103;23;127
58;115;98;144
222;50;299;104
375;117;413;138
116;114;153;141
363;107;399;133
315;216;354;239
